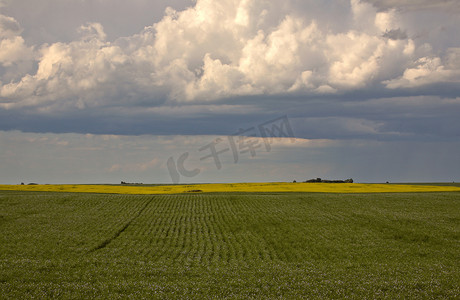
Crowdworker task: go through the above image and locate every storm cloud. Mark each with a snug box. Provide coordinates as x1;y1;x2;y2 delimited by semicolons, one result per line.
1;0;459;114
0;0;459;183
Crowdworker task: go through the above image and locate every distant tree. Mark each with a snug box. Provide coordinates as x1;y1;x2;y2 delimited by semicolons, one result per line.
305;178;322;183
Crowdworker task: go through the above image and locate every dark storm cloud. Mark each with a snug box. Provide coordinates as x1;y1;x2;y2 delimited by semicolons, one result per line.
1;0;460;185
1;93;459;144
0;0;459;142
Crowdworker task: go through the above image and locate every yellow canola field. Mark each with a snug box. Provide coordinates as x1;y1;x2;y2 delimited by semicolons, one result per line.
1;182;460;194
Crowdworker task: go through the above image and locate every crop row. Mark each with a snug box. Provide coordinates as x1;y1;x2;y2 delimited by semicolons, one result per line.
1;191;459;298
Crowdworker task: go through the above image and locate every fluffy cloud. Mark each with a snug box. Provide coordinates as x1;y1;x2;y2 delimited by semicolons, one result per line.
384;49;460;88
0;14;33;67
0;14;21;38
0;0;459;111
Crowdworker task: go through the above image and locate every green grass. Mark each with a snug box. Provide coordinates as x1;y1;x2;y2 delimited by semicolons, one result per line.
0;191;459;298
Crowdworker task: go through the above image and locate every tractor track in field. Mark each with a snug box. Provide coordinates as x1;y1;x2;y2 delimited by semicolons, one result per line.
88;196;154;253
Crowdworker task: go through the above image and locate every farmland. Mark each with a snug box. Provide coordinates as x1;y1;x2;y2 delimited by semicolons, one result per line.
2;182;460;194
0;190;459;298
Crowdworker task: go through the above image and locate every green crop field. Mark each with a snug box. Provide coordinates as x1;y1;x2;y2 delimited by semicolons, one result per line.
0;191;459;298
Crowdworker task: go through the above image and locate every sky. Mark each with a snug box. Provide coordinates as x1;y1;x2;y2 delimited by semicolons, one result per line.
0;0;459;184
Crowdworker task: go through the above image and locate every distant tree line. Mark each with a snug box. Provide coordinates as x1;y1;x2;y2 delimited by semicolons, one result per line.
120;181;143;185
303;178;353;183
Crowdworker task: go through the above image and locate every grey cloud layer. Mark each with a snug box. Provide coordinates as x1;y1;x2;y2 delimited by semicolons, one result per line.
1;130;459;184
0;0;459;140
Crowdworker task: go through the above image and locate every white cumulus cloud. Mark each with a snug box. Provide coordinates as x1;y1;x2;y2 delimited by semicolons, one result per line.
0;14;33;67
0;0;459;111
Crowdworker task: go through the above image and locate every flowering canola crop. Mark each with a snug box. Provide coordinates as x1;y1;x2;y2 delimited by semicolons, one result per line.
1;182;460;194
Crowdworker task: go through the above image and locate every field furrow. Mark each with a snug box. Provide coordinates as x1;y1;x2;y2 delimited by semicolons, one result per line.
1;191;459;298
